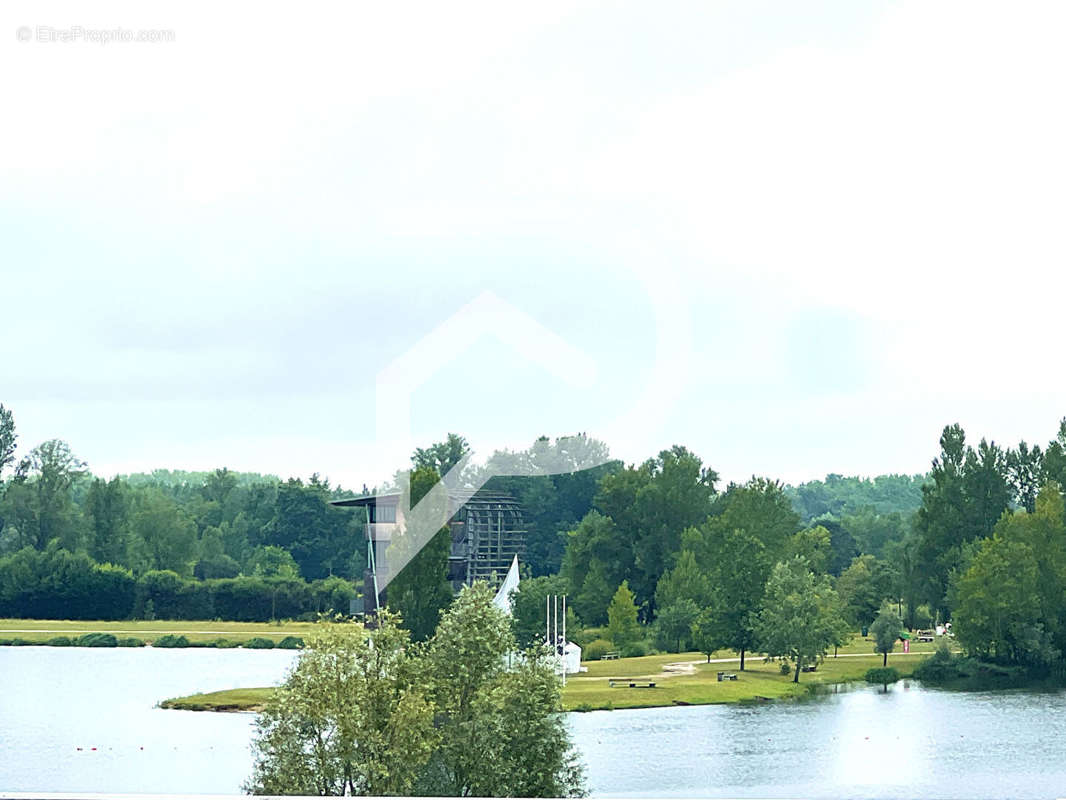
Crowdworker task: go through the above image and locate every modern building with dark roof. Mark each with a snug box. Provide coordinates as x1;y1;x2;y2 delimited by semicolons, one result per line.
333;489;526;614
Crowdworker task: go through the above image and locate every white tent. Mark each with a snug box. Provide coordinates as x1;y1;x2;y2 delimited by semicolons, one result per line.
492;555;520;616
562;642;582;674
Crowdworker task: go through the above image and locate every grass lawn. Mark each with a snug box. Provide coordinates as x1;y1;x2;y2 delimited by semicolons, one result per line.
564;649;925;711
160;633;945;713
0;618;315;643
160;687;277;712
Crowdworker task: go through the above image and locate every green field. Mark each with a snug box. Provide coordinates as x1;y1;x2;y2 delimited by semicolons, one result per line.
161;634;946;712
0;618;315;644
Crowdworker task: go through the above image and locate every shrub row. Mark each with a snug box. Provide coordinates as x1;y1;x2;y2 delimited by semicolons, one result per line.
0;633;303;649
0;633;144;647
0;547;355;622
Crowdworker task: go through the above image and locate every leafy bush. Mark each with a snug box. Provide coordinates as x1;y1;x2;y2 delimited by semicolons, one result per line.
277;636;304;650
211;638;240;648
912;641;966;683
865;667;900;688
575;627;608;648
117;637;145;647
0;638;12;646
46;636;73;647
583;638;613;660
152;634;190;648
10;638;33;646
243;637;275;649
779;661;791;675
621;641;647;658
75;632;118;647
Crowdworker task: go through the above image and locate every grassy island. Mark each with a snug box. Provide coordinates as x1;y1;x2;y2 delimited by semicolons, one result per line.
161;637;941;713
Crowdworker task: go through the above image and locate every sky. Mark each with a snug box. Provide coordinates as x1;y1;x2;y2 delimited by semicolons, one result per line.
2;1;1065;490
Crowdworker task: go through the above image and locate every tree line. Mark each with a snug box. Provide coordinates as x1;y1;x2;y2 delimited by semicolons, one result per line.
6;396;1066;675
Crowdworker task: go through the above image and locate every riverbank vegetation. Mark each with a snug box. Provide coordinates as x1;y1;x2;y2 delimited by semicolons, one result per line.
5;402;1066;685
0;618;313;643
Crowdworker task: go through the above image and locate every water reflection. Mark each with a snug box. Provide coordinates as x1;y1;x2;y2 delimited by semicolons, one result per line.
4;647;1066;798
569;682;1066;798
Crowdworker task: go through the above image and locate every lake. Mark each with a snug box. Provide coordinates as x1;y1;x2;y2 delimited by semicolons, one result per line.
3;647;1066;797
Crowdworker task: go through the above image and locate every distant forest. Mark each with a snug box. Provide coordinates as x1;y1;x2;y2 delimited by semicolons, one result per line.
3;402;1066;672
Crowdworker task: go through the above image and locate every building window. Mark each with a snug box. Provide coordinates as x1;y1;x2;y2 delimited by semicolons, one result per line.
371;504;396;523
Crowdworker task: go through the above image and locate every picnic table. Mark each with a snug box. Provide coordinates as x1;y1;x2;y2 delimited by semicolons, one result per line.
602;651;621;660
609;680;656;688
717;671;738;681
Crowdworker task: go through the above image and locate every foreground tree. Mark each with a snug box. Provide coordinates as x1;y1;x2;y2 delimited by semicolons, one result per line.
757;557;848;682
419;582;585;797
246;611;437;796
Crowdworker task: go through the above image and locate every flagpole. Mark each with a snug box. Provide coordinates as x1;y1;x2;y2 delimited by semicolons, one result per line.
561;594;567;686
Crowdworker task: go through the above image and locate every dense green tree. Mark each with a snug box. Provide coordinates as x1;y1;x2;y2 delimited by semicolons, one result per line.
509;573;577;649
562;511;629;625
247;612;437;796
654;598;699;652
1043;420;1066;489
22;440;87;551
680;478;798;669
249;545;301;579
0;404;16;479
952;534;1049;663
809;515;859;576
953;484;1066;664
412;433;470;478
841;508;909;558
654;549;711;610
130;488;198;576
386;466;453;641
262;478;354;580
682;525;766;670
836;554;890;629
484;435;621;576
606;580;641;648
913;426;1011;617
784;525;832;574
785;473;926;522
691;606;720;662
757;557;848;682
420;583;585;797
870;604;902;666
85;477;130;566
594;446;717;613
1006;441;1044;513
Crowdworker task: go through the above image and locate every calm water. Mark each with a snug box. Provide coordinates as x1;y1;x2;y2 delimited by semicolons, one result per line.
4;647;1066;797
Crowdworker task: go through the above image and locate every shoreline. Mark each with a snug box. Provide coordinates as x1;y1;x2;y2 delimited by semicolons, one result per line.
161;651;931;713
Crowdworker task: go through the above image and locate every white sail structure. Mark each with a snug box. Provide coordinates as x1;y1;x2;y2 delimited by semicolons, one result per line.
492;555;520;616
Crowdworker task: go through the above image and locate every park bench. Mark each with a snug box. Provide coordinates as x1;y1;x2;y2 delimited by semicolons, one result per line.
915;630;935;642
609;680;656;688
602;651;621;660
802;665;817;672
717;671;738;681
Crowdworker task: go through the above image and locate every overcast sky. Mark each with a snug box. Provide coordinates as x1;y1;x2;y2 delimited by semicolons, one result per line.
2;1;1065;490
